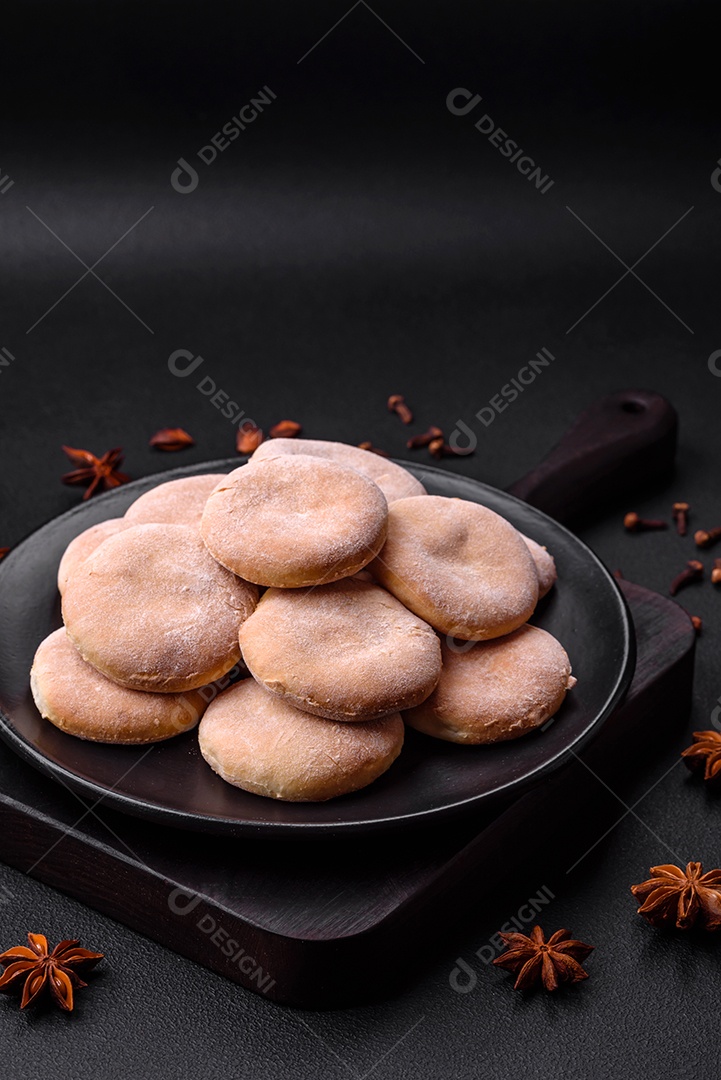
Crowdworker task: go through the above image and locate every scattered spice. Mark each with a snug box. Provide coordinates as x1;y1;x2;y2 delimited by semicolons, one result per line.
612;568;624;580
269;420;302;439
712;559;721;585
0;548;9;561
427;437;474;459
358;442;389;458
0;933;103;1012
691;615;703;635
631;862;721;930
407;426;443;449
682;731;721;783
624;512;668;532
387;394;413;425
695;526;721;549
672;502;690;536
61;446;129;501
492;926;593;992
669;560;704;596
149;427;195;452
236;424;263;455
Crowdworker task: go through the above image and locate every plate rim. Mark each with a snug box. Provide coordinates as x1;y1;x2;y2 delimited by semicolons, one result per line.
0;457;636;838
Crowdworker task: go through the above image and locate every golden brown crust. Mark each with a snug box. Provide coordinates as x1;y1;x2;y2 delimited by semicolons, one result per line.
62;523;257;692
521;534;557;598
239;577;442;721
370;496;539;640
404;625;576;744
124;474;226;529
251;437;425;503
57;518;129;595
31;629;206;743
198;679;404;801
200;455;389;588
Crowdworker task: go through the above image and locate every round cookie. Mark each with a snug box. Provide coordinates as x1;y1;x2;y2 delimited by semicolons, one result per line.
31;629;206;744
62;523;258;692
201;455;389;588
199;679;404;801
521;534;557;599
370;496;539;640
124;474;226;529
404;625;576;744
239;577;442;721
57;518;129;595
251;438;426;504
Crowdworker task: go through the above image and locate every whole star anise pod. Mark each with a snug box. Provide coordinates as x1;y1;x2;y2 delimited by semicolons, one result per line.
631;862;721;930
149;427;195;451
0;932;104;1011
62;446;130;500
492;925;593;991
269;420;302;439
681;731;721;784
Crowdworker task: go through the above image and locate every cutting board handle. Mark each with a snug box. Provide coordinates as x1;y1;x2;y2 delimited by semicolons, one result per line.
507;389;678;522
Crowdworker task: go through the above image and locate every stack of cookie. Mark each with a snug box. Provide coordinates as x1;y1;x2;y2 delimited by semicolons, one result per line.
31;440;575;802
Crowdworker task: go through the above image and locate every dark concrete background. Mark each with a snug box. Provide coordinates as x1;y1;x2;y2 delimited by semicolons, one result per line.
1;1;720;1076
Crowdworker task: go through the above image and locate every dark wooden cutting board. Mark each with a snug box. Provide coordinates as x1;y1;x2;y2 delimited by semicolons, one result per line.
0;390;693;1007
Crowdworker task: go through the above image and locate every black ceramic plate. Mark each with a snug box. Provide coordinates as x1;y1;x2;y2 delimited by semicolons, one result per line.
0;459;634;837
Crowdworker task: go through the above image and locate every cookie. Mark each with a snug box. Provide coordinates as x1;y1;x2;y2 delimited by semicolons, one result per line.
31;629;206;743
200;455;388;587
521;534;557;598
370;496;539;640
198;678;404;801
251;437;425;503
239;577;442;721
124;474;226;529
404;625;576;744
62;523;257;692
57;518;129;595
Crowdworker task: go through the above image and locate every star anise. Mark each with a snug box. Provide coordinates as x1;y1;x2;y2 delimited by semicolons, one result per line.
149;427;195;451
0;932;103;1011
492;925;593;991
269;420;302;439
62;446;130;500
631;861;721;930
681;731;721;784
236;423;263;454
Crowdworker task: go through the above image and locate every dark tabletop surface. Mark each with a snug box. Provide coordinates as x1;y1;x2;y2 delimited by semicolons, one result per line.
2;1;721;1076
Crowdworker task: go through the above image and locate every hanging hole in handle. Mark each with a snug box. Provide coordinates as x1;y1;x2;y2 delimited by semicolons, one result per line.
620;399;646;414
